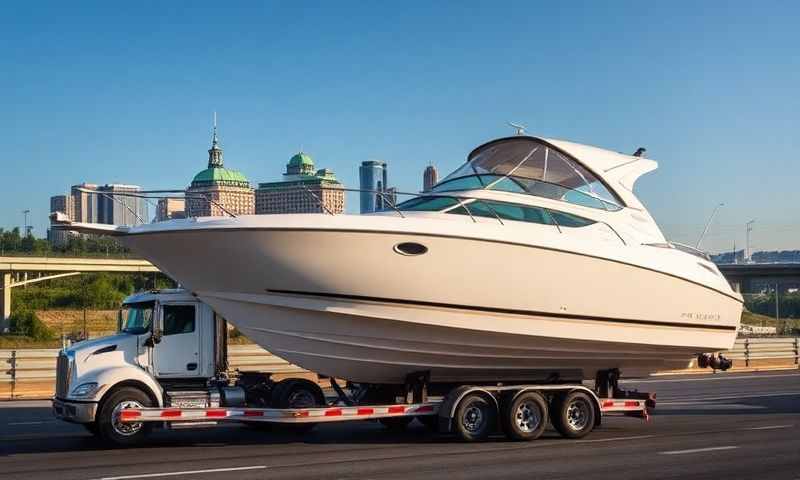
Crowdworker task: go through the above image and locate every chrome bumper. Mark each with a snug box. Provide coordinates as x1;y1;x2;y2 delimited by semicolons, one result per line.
52;398;98;424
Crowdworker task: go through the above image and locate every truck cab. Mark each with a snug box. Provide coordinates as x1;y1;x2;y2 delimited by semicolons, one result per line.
52;289;236;443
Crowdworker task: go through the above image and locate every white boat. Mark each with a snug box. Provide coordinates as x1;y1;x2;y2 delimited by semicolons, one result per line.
56;135;743;383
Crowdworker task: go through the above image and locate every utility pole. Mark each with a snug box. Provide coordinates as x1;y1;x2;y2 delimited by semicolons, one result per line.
745;220;755;263
775;283;780;326
22;210;30;237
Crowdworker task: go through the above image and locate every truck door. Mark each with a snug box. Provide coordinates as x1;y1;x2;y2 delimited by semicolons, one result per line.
153;303;202;378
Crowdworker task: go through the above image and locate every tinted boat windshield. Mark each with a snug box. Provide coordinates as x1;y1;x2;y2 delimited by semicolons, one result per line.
120;301;154;335
433;137;623;211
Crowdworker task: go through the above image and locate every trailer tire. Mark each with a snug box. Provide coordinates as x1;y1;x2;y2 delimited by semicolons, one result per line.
501;391;548;441
97;387;153;446
271;379;326;433
453;392;496;442
550;391;596;439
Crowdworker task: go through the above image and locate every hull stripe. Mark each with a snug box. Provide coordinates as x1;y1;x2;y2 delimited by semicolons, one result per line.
266;289;738;332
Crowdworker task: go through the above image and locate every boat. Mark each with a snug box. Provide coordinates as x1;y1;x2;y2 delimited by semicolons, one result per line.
54;135;743;384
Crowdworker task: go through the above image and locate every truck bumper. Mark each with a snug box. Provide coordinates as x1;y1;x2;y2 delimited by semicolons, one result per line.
52;398;98;424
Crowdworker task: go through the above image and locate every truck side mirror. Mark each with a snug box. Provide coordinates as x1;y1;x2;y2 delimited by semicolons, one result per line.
144;329;162;347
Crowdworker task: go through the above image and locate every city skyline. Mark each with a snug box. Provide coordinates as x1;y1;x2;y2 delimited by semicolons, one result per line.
1;2;798;253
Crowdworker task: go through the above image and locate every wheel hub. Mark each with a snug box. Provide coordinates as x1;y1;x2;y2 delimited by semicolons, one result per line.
566;400;589;431
515;401;541;433
462;404;484;433
112;400;145;436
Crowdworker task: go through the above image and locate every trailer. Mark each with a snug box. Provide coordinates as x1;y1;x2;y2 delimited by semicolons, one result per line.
52;289;656;446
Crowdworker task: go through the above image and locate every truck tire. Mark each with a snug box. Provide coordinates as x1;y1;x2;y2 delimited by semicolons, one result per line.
550;391;596;439
453;392;496;442
271;379;325;433
97;387;154;446
500;391;548;441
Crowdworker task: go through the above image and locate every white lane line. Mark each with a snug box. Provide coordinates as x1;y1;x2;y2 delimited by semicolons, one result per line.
660;446;739;455
574;434;655;443
743;424;794;431
659;391;800;404
7;421;52;425
628;373;800;383
658;403;764;410
94;465;267;480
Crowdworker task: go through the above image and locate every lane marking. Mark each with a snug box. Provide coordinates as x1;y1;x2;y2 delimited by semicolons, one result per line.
574;434;655;443
659;391;800;404
743;424;794;431
658;403;764;410
94;465;266;480
660;446;739;455
7;421;52;425
627;373;800;384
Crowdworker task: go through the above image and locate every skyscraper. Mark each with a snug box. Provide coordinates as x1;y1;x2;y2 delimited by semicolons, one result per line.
71;183;99;223
186;116;255;217
359;160;390;213
48;194;76;247
255;152;345;214
423;164;438;192
97;184;148;225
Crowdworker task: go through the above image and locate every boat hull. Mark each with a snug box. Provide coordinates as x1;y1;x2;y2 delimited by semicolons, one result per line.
120;219;742;382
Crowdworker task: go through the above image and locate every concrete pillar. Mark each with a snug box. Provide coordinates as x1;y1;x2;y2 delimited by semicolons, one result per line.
1;273;10;333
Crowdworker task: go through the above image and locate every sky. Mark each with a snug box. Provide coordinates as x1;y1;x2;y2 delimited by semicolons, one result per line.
1;1;798;254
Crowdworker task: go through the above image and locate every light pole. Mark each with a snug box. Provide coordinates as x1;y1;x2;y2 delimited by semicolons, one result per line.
696;202;724;250
745;220;755;263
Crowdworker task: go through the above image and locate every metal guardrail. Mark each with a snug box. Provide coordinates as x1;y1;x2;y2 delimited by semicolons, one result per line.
0;345;310;399
2;339;799;399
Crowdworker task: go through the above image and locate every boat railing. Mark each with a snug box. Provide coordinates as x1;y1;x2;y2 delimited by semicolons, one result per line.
66;186;628;246
645;241;711;261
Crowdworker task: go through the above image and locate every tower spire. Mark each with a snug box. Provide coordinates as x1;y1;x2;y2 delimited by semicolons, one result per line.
208;111;224;168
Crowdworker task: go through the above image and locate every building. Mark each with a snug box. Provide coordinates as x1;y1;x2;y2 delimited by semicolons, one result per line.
255;152;345;214
423;164;438;192
155;198;186;222
47;194;76;247
359;160;395;213
97;184;148;225
71;183;99;223
186;120;255;217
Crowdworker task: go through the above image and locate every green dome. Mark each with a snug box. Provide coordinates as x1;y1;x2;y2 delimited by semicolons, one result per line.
192;167;250;186
288;152;314;167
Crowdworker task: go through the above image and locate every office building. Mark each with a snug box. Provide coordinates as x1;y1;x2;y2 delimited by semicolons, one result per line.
423;164;438;192
97;184;148;225
47;194;76;247
255;152;345;214
155;198;186;222
359;160;395;213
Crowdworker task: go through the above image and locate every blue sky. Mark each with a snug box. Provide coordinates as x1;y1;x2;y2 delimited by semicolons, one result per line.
1;1;797;253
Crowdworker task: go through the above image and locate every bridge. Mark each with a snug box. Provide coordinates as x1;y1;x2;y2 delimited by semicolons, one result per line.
717;262;800;294
0;256;158;331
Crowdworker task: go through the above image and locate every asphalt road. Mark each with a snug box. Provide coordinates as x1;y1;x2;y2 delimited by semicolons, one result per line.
1;370;799;480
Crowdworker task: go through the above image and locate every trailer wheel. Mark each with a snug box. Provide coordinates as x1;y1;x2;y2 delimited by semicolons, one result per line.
453;392;496;442
272;379;326;433
550;391;596;439
501;391;548;441
97;387;153;446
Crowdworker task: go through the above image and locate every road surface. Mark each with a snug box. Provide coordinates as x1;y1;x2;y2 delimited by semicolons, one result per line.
1;370;798;479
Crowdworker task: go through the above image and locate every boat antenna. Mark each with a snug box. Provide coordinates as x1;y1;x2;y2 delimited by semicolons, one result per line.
507;122;527;136
696;202;724;249
633;147;647;157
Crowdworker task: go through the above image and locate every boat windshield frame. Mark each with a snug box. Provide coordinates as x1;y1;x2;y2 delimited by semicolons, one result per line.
433;137;626;211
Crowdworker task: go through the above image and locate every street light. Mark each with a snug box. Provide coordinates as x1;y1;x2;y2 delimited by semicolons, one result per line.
696;202;724;250
745;220;755;263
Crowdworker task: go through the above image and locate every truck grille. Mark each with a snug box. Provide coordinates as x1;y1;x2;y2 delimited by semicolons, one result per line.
55;352;71;398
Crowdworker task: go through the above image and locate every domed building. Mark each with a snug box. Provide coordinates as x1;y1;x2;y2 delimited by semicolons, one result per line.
186;120;255;217
255;152;344;214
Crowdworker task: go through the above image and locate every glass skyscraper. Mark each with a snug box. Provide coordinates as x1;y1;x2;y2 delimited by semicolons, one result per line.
359;160;388;213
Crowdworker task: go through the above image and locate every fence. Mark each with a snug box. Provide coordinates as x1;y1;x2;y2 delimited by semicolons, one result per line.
0;345;311;400
2;338;800;400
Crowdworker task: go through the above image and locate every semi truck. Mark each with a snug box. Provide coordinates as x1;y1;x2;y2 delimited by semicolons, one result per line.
53;289;658;446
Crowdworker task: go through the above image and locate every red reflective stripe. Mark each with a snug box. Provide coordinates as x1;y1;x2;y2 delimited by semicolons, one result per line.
161;409;182;418
602;400;614;407
624;401;640;407
324;408;343;417
120;410;141;420
294;410;310;418
387;406;405;414
415;405;434;413
357;408;374;415
244;410;264;417
205;409;227;418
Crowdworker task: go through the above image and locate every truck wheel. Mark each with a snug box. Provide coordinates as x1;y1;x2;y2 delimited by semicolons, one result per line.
97;387;153;446
453;392;496;442
272;379;325;433
501;391;548;441
550;391;596;439
379;416;413;431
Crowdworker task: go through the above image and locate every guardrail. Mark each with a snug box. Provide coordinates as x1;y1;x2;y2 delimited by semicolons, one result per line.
0;345;311;400
2;338;799;400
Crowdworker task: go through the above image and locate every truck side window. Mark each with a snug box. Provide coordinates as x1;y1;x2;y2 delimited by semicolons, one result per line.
163;305;196;335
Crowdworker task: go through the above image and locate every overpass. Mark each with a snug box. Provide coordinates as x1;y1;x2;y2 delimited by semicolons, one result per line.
0;256;158;331
717;262;800;294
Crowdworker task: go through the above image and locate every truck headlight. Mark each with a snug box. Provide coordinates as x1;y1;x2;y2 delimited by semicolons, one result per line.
70;382;101;399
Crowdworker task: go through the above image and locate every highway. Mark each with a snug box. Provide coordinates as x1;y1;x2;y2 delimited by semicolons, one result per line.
1;370;798;480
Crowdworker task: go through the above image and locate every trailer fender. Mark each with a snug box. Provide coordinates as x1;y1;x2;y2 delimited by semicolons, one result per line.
438;385;498;433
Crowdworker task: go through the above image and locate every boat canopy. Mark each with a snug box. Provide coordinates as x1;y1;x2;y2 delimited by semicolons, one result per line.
435;137;656;211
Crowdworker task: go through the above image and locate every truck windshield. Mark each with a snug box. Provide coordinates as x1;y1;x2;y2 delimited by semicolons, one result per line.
120;302;154;335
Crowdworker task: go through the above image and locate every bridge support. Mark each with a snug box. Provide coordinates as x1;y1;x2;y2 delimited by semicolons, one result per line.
1;273;10;333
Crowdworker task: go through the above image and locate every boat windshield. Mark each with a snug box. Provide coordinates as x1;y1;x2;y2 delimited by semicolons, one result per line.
433;137;623;211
